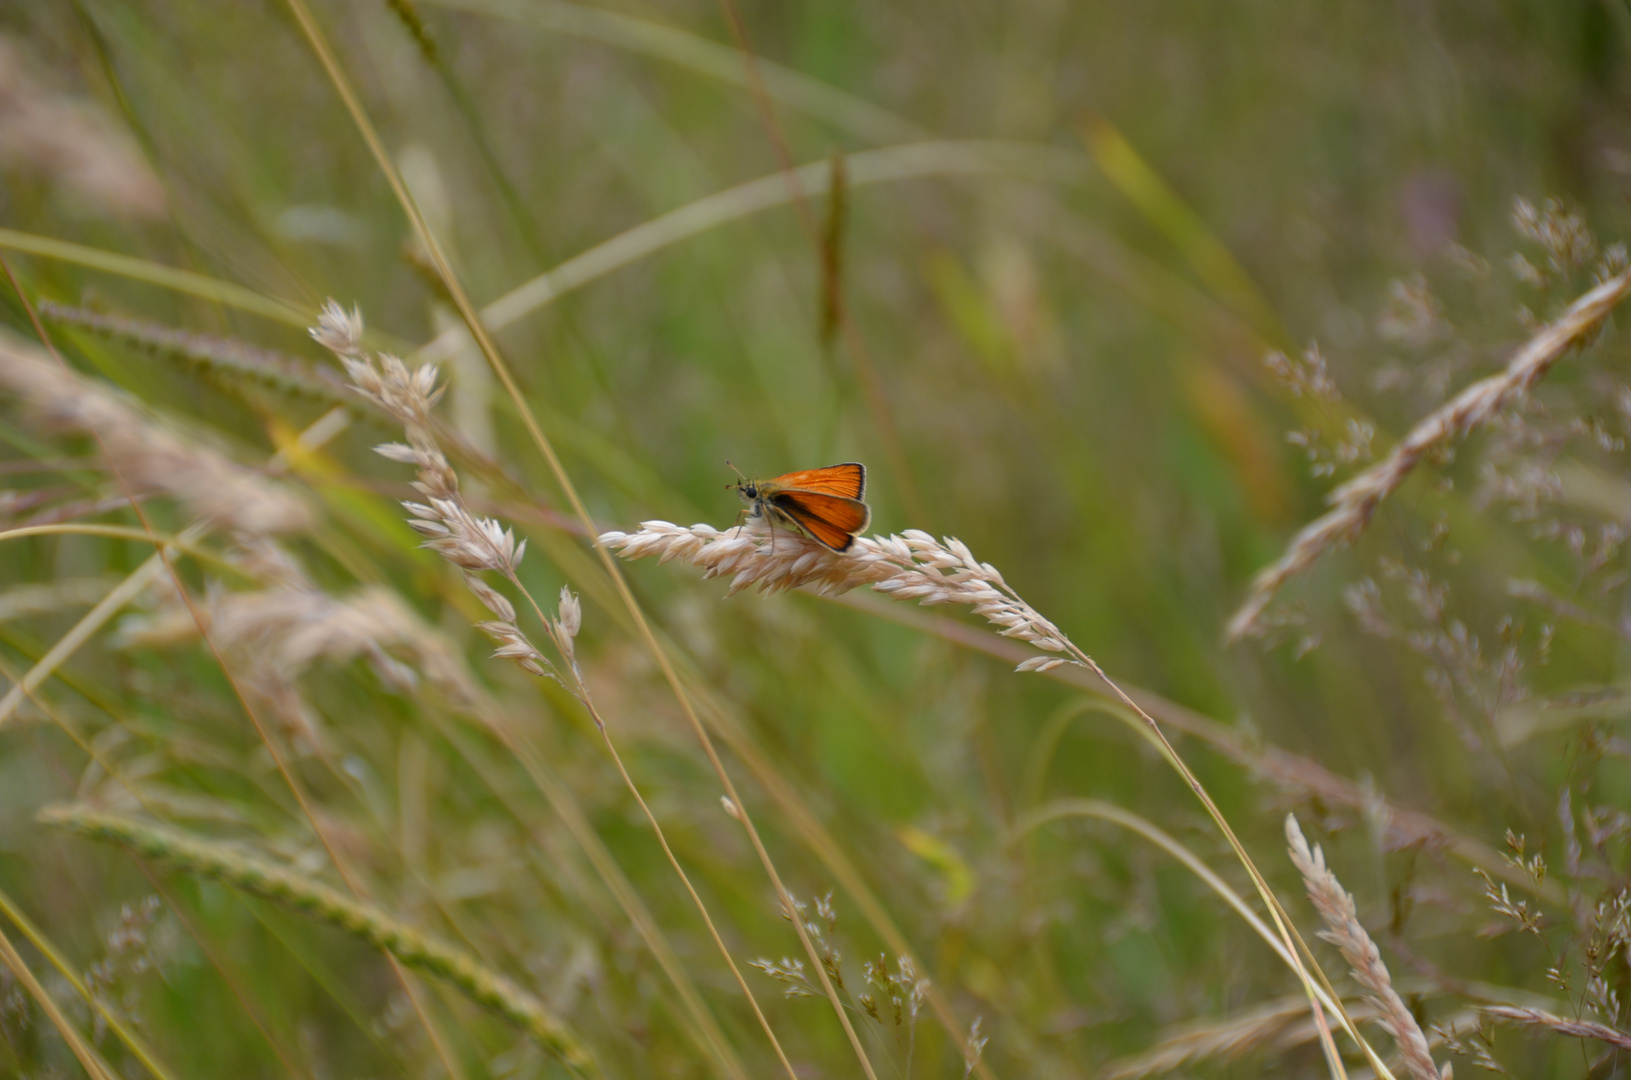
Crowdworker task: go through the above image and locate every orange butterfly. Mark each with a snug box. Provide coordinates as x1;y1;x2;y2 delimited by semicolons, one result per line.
728;461;871;553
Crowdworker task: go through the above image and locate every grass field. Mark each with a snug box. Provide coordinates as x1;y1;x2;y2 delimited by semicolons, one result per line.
2;2;1631;1077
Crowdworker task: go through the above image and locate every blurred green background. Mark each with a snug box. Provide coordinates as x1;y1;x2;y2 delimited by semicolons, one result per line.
1;1;1629;1077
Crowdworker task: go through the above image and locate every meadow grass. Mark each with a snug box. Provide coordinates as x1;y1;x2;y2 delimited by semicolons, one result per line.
2;3;1631;1079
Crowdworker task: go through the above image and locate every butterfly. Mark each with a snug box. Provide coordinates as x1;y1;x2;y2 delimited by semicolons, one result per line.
728;461;871;553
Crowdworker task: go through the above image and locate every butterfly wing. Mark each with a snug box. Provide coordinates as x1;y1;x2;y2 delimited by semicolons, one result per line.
769;489;872;551
769;462;866;501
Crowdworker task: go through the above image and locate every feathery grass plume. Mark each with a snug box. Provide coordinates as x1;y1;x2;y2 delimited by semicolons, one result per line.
1228;265;1631;641
199;537;481;708
309;301;587;693
599;522;1078;673
1512;198;1595;276
38;804;596;1073
0;333;311;534
1285;815;1443;1080
161;557;485;749
312;301;519;580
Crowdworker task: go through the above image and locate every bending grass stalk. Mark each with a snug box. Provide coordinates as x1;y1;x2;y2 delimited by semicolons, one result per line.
1073;685;1378;1080
516;581;805;1080
1080;116;1286;347
677;670;988;1071
1009;800;1361;1059
0;918;120;1080
711;0;926;524
421;0;928;145
603;524;1384;1080
1228;266;1631;641
447;709;753;1080
7;275;468;1078
0;885;182;1080
840;588;1556;903
0;228;311;329
0;523;213;557
413;140;1086;366
38;805;597;1074
1481;1006;1631;1052
1104;996;1383;1080
1;298;444;1072
285;5;886;1074
0;527;193;728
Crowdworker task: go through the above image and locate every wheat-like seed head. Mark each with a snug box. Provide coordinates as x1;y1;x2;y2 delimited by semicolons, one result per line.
1286;815;1443;1080
599;521;1076;671
310;300;583;693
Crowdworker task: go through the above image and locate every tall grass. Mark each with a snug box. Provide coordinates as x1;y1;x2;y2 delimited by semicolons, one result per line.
1;3;1629;1078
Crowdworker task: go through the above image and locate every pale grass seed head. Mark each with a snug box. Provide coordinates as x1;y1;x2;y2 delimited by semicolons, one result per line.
599;520;1079;672
1285;815;1443;1080
0;333;310;534
311;301;586;695
0;36;165;220
312;302;521;577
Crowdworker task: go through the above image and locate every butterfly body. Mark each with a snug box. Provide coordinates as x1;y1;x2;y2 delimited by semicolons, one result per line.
731;462;870;552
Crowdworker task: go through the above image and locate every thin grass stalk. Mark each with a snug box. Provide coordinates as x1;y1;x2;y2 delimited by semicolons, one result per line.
1105;996;1377;1080
443;709;754;1080
604;523;1397;1080
1009;798;1365;1032
0;920;119;1080
421;0;929;144
711;0;926;527
134;866;316;1077
412;140;1084;365
1228;266;1631;640
841;588;1553;902
39;805;597;1073
0;274;471;1076
1071;658;1363;1080
679;669;988;1069
508;582;803;1080
309;306;797;1077
0;227;312;327
282;7;883;1070
0;535;179;727
0;885;182;1080
0;626;317;1076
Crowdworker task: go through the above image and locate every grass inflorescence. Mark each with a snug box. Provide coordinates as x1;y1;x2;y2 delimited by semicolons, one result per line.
2;6;1630;1079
